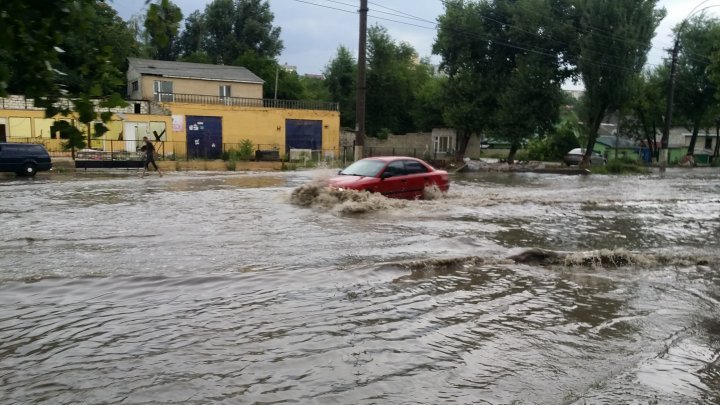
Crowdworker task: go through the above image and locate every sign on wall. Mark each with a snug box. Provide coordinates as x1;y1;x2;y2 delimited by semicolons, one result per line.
172;115;184;132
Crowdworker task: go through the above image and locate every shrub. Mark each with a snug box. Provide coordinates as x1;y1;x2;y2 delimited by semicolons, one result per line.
223;139;255;162
594;160;648;174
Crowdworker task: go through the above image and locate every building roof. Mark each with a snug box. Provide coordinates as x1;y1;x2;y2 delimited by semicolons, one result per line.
128;58;264;84
596;135;638;149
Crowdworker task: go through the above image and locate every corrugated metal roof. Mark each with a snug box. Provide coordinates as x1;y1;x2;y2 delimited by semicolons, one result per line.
128;58;264;84
597;135;638;148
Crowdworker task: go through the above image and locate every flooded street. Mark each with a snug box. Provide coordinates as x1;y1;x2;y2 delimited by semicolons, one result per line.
1;169;719;404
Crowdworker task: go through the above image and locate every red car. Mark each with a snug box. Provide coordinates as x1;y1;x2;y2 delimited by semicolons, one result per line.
328;156;449;199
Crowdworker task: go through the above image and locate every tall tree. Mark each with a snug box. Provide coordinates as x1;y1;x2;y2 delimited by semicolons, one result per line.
1;0;89;98
177;11;209;62
366;25;418;136
490;0;575;162
233;0;283;60
434;0;497;161
56;1;138;96
435;0;574;162
197;0;283;65
204;0;238;64
324;46;357;128
575;0;664;165
144;0;183;60
671;15;720;157
622;67;667;161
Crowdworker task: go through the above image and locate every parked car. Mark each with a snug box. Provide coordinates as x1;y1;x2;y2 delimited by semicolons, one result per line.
563;148;606;166
0;143;53;176
329;156;449;199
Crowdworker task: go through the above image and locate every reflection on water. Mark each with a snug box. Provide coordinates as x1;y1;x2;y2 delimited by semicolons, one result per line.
1;169;719;404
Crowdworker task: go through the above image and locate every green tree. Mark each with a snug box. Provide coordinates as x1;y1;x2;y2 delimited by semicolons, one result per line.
178;10;209;62
324;46;357;128
621;68;666;161
575;0;664;166
1;0;88;97
194;0;282;65
671;15;720;157
412;74;446;132
366;25;419;136
1;0;130;153
299;75;331;102
435;0;574;162
144;0;183;60
434;0;496;161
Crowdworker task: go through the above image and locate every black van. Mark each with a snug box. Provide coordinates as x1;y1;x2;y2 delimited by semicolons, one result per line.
0;143;53;176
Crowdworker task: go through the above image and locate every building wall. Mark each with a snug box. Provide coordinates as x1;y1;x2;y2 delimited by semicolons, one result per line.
139;76;263;100
166;104;340;157
0;108;174;154
2;103;340;159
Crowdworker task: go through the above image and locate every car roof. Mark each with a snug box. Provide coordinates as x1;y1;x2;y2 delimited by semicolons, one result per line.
362;156;421;162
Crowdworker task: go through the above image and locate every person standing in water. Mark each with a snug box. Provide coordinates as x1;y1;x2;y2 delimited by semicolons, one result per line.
141;136;163;177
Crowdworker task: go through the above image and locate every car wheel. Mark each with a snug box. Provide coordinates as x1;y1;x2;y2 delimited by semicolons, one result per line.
20;163;37;177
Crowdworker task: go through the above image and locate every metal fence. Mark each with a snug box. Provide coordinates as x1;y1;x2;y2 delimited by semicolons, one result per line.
158;93;339;112
6;137;453;166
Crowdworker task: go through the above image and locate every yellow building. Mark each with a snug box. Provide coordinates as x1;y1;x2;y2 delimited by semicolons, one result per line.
127;58;340;159
0;59;340;160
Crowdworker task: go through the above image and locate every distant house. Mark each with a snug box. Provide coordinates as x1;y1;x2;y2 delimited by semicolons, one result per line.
126;57;264;102
595;135;644;160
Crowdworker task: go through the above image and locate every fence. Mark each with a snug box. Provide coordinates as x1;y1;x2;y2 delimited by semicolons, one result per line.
159;93;339;112
6;137;453;166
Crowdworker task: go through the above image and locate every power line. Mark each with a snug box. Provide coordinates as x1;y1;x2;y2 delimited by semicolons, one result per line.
288;0;669;74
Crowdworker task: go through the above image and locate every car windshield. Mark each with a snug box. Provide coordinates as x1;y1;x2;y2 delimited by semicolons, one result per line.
339;159;386;177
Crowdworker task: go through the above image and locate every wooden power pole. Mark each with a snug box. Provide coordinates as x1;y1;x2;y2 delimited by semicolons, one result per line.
354;0;368;161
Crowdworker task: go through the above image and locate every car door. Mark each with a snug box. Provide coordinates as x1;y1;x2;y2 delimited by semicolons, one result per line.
0;145;20;172
402;159;430;199
375;160;407;198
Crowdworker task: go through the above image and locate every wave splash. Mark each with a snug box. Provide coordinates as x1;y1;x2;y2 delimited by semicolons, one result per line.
379;248;718;276
290;180;405;214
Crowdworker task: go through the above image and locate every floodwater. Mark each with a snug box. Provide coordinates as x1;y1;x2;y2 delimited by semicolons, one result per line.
0;168;719;404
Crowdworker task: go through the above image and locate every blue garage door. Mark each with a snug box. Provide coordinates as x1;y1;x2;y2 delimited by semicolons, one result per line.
187;116;222;159
285;119;322;152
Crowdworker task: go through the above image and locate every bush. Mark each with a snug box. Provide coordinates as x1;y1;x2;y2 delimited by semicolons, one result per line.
526;123;580;162
376;128;391;140
223;139;255;161
593;160;648;174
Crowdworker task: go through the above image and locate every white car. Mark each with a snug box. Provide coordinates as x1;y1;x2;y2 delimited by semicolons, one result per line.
564;148;606;166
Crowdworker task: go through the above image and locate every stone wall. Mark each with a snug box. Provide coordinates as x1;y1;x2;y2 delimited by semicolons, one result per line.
0;95;151;115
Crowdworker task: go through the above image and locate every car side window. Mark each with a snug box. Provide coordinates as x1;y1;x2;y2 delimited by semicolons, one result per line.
383;161;406;177
403;160;428;174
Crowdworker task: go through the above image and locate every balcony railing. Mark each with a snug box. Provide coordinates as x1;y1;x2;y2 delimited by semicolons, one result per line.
155;93;339;112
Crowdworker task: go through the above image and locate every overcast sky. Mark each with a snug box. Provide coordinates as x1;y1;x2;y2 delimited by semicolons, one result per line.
112;0;719;78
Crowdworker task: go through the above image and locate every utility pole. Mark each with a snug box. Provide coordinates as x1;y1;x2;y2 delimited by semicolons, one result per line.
660;36;680;172
354;0;368;162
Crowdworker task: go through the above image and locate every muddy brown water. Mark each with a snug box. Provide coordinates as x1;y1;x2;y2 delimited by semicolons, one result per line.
1;169;719;404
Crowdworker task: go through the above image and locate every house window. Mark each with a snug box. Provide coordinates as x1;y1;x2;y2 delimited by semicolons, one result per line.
153;80;174;102
705;136;713;150
219;85;231;98
131;81;139;92
434;135;450;153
